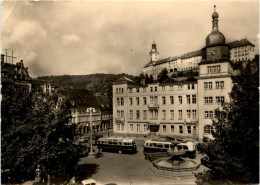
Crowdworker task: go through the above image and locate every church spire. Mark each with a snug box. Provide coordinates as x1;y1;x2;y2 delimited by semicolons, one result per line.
149;41;159;63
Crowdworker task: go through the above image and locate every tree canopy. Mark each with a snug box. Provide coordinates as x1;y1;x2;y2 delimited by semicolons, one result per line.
1;84;79;182
196;60;259;184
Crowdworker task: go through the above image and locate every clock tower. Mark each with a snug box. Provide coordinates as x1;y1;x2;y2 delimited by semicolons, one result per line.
149;41;159;64
204;5;229;62
197;5;233;141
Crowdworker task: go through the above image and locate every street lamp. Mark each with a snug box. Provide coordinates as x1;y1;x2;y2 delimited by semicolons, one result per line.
87;107;95;157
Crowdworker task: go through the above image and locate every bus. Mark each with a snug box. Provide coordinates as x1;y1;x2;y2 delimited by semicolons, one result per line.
97;137;137;154
143;139;196;158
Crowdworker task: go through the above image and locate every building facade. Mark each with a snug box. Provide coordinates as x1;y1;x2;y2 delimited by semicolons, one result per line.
114;6;241;140
143;41;255;80
58;89;113;136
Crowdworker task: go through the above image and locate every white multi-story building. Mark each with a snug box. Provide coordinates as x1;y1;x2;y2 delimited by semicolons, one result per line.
143;42;255;80
113;6;245;140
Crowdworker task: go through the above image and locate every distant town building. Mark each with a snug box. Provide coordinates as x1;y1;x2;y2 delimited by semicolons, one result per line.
58;89;113;136
143;40;255;80
113;5;249;140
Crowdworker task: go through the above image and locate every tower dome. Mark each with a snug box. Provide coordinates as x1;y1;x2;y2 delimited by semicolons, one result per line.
206;5;225;47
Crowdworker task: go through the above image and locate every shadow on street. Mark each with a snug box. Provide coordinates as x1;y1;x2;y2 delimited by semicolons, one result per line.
77;163;100;182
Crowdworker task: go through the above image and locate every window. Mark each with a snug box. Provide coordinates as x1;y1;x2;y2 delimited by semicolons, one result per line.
171;125;174;133
136;97;140;105
162;96;166;104
150;96;154;104
130;124;133;131
178;96;182;104
129;110;133;119
144;124;147;132
192;110;197;119
120;110;124;118
178;110;182;120
129;88;132;93
150;87;153;92
143;110;147;120
192;95;196;104
155;110;158;119
186;95;191;104
204;97;213;104
220;81;224;89
187;125;191;134
117;110;120;118
154;96;158;104
136;110;140;119
143;87;146;92
163;125;166;132
143;97;147;105
178;85;182;90
179;125;183;134
208;82;212;89
150;110;158;120
216;96;225;105
137;124;140;132
191;84;195;89
162;110;166;120
188;84;191;89
129;98;133;105
207;65;221;74
186;110;191;119
121;124;124;131
155;87;157;92
170;96;174;104
121;98;124;105
170;86;174;91
117;124;120;131
216;81;220;89
204;125;214;134
162;86;165;91
170;110;174;120
136;88;139;93
117;98;120;106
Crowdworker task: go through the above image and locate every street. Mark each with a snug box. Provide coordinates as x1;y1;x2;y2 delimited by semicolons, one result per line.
77;139;204;185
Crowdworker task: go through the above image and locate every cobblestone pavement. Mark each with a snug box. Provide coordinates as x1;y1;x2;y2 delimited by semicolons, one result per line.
78;139;205;185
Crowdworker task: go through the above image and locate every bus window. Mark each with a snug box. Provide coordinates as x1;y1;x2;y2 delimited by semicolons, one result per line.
170;144;175;149
118;142;122;145
164;144;169;148
123;142;128;146
157;144;163;148
108;140;113;145
183;145;188;150
177;145;182;150
113;141;117;145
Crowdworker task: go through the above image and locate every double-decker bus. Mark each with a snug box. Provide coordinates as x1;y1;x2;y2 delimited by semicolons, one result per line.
97;137;137;154
143;139;196;158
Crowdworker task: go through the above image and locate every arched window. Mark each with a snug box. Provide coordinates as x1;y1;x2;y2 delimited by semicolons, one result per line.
204;125;213;134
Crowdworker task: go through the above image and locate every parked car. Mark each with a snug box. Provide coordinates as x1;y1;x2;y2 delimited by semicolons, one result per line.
79;136;89;143
81;178;97;185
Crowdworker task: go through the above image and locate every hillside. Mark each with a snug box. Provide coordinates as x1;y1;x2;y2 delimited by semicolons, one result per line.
37;73;137;96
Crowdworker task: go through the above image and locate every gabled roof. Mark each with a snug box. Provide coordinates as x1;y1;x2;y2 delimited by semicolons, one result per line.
58;89;112;109
113;76;136;85
226;39;255;48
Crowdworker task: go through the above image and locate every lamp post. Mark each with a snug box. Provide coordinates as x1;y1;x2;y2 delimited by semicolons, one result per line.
87;107;95;157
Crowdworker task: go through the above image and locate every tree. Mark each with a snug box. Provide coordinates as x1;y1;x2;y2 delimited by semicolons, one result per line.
1;85;79;183
196;60;259;184
157;68;168;83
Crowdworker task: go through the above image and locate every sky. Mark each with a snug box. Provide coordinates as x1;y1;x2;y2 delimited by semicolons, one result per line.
1;1;259;77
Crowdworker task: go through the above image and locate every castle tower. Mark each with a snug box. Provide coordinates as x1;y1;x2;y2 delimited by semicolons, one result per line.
149;41;159;63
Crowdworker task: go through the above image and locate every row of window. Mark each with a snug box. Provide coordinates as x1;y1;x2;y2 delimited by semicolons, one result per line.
116;123;213;135
204;96;225;105
128;84;195;93
207;65;221;74
128;95;197;106
161;125;196;134
116;88;124;94
126;109;197;120
204;81;224;89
